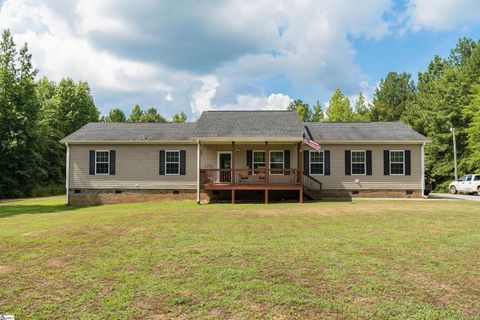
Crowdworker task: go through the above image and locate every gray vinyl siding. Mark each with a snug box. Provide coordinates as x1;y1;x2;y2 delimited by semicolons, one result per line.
305;144;422;190
200;143;299;169
70;144;196;189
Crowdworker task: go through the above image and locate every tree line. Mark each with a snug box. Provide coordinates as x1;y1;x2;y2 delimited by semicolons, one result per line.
288;38;480;190
0;30;186;198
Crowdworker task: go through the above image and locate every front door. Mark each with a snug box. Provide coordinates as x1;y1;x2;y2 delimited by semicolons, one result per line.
218;152;232;183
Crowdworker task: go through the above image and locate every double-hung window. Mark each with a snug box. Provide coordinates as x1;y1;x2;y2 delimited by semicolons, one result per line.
269;151;284;174
351;150;366;175
390;150;405;175
95;150;110;175
253;151;266;169
310;151;324;175
165;150;180;175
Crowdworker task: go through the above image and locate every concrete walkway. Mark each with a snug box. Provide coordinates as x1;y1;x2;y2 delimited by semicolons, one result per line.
428;193;480;201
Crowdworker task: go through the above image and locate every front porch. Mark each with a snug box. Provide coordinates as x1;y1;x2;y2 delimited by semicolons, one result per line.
197;141;322;203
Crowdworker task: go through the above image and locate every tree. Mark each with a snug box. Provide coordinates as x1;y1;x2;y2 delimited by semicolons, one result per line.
288;99;311;121
172;111;187;123
0;30;43;198
311;101;324;122
128;104;143;122
464;84;480;172
326;88;353;122
37;77;100;189
141;107;167;123
105;108;126;122
370;72;415;121
353;92;370;121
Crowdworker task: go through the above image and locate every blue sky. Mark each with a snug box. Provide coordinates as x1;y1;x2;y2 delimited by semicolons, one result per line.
0;0;479;120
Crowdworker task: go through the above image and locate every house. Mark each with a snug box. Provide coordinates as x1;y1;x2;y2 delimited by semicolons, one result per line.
60;110;429;205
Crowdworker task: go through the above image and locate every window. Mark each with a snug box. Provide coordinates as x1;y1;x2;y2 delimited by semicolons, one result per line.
458;176;467;182
351;150;366;175
475;175;480;181
466;175;473;182
95;150;110;174
269;151;284;173
253;151;265;169
310;151;324;175
165;150;180;175
390;150;405;175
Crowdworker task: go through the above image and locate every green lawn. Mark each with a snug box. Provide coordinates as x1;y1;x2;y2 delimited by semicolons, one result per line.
1;197;479;319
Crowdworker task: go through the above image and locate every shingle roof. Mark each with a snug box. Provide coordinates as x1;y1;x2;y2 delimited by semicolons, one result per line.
60;122;196;143
304;122;428;142
193;110;304;139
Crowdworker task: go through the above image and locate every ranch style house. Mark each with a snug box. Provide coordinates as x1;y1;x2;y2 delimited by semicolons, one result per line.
61;110;429;205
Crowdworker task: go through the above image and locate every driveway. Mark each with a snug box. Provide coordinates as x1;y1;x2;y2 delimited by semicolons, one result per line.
428;193;480;201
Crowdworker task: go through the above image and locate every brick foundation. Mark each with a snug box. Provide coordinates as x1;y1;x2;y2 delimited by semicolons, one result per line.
68;189;205;206
321;189;422;199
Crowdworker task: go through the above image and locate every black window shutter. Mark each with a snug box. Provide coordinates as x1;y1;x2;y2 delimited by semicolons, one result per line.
405;150;411;176
284;150;290;175
180;150;186;175
324;150;330;176
303;150;309;174
89;150;95;175
345;150;351;176
159;150;165;175
246;150;252;169
366;150;372;176
384;150;390;175
109;150;116;175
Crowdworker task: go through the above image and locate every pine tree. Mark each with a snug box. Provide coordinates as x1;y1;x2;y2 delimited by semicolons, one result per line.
172;111;187;123
0;30;43;197
370;72;415;121
128;104;143;122
288;99;311;121
326;88;353;122
105;108;126;122
311;101;324;122
353;92;370;121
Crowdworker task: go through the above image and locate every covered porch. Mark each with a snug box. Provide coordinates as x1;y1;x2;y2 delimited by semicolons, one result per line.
197;140;320;203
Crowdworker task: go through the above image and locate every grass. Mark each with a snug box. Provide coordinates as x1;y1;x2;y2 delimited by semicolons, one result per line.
0;197;479;319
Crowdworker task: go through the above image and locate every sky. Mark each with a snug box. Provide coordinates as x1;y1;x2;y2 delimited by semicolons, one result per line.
0;0;479;120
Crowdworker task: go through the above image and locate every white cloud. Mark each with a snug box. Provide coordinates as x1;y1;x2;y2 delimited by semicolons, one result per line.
165;92;173;102
190;75;219;116
406;0;480;31
190;75;291;116
6;0;473;118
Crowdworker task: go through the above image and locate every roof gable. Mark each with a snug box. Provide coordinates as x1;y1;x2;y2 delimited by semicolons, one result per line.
193;110;304;139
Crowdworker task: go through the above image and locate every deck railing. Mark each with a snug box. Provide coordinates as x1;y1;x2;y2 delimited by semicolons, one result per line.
200;168;301;185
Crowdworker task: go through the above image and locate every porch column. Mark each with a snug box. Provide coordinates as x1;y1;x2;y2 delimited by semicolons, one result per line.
298;142;303;182
232;189;235;205
265;189;268;204
196;140;201;204
265;141;269;184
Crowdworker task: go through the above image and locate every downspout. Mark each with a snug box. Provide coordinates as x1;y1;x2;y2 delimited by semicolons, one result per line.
421;142;425;198
196;139;200;204
65;142;70;206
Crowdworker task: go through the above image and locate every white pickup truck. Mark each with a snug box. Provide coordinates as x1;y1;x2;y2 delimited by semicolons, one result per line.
449;174;480;195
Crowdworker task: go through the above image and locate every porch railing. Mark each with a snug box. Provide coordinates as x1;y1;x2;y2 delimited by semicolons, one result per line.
200;168;301;185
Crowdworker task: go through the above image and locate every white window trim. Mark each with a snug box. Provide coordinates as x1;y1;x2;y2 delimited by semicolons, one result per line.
95;150;110;175
165;150;180;176
389;150;405;176
252;150;266;170
309;150;324;175
351;150;366;176
269;150;285;174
